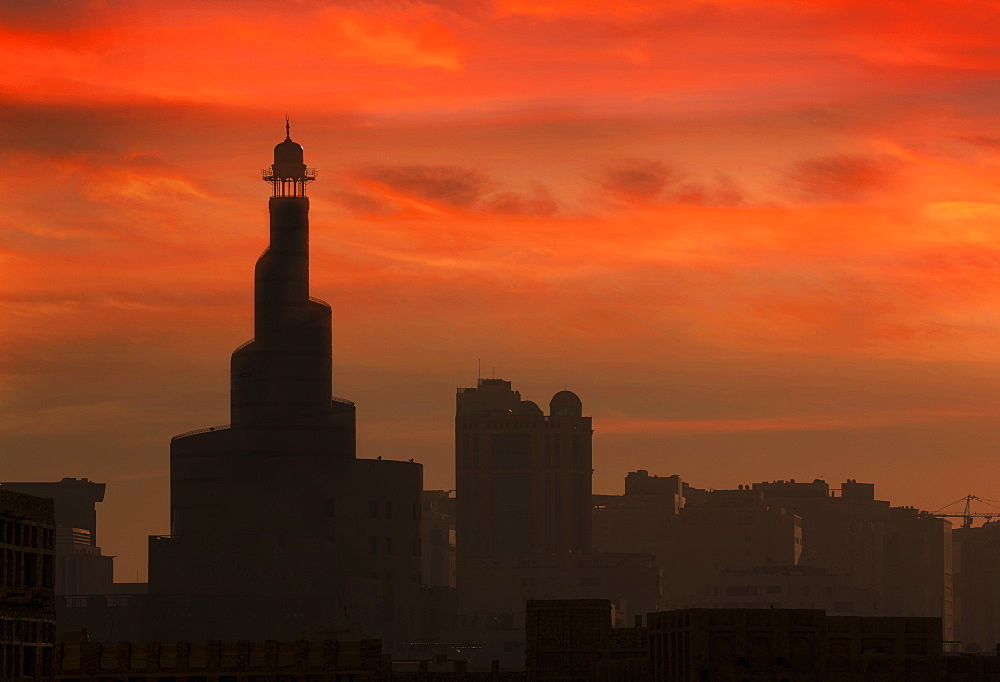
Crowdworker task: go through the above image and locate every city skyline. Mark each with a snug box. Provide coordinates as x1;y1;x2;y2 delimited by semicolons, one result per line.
6;1;1000;584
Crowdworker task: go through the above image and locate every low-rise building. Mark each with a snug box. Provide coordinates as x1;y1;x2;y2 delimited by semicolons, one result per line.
647;608;994;682
54;638;385;681
1;479;113;599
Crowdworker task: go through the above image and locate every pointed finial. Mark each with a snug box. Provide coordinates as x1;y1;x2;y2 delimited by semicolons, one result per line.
285;114;290;140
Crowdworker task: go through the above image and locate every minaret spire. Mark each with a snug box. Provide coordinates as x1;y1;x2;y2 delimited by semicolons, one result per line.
285;114;290;140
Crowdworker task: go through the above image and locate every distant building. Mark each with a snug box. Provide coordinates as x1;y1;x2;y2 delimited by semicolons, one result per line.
422;490;456;589
593;474;801;610
701;564;879;614
1;478;113;597
455;380;661;667
954;521;1000;652
753;478;954;637
592;471;683;565
1;488;56;681
883;504;953;628
595;473;954;638
456;379;592;562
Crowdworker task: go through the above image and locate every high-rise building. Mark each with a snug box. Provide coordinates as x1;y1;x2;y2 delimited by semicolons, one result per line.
754;479;953;637
455;379;592;564
455;380;660;667
953;521;1000;652
146;125;423;644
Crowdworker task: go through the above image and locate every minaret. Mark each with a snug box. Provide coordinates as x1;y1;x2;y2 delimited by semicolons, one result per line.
230;121;341;430
154;125;423;645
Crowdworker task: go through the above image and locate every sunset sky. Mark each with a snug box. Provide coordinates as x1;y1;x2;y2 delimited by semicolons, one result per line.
5;0;1000;580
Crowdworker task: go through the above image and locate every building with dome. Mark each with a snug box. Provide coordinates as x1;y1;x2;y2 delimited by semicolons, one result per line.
455;379;593;561
454;378;661;665
145;125;425;645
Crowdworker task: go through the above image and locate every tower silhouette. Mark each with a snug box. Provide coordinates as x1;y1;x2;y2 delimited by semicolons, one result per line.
148;125;423;644
229;122;354;440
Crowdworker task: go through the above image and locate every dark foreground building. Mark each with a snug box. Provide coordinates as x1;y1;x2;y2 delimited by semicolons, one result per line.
1;488;56;681
521;600;1000;681
53;637;529;681
1;478;113;597
648;608;993;682
146;126;424;644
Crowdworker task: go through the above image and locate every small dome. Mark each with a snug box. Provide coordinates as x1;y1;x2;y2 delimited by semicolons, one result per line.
516;400;543;415
549;390;582;418
274;137;304;165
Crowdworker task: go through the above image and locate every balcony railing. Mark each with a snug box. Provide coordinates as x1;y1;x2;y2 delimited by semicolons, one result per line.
171;424;231;441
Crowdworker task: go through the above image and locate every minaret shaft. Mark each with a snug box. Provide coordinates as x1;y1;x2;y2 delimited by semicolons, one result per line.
229;133;336;427
255;197;310;334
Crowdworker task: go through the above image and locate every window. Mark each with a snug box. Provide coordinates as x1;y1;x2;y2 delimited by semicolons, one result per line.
369;537;378;555
384;501;392;519
43;555;54;588
384;537;393;555
24;552;38;586
22;647;36;677
369;501;378;519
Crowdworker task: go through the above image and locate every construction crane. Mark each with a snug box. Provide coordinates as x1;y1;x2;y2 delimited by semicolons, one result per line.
930;495;1000;528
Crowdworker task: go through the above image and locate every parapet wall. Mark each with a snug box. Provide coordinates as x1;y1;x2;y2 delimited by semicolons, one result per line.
56;639;384;679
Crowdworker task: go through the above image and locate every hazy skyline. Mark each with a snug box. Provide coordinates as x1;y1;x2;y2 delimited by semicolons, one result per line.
5;0;1000;581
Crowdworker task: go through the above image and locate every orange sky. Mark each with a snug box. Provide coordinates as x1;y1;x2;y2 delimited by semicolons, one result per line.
5;0;1000;580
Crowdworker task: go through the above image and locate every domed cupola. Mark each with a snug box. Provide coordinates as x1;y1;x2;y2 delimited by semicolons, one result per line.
273;137;304;166
262;117;316;195
549;390;582;418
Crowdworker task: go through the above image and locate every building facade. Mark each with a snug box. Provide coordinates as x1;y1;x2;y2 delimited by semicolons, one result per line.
954;521;1000;652
1;488;56;682
648;608;950;682
1;479;113;598
456;379;592;564
455;381;660;667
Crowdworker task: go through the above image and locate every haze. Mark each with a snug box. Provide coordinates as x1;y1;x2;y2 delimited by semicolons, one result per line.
3;0;1000;582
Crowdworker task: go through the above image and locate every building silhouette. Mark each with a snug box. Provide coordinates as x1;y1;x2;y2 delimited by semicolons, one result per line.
455;379;660;666
594;474;803;611
1;488;56;681
593;472;955;644
953;520;1000;652
647;608;952;681
1;478;113;598
456;379;592;563
421;490;456;589
145;126;424;644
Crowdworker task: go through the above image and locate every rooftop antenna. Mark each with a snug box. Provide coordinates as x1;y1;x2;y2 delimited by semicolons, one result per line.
285;114;290;139
478;358;481;383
